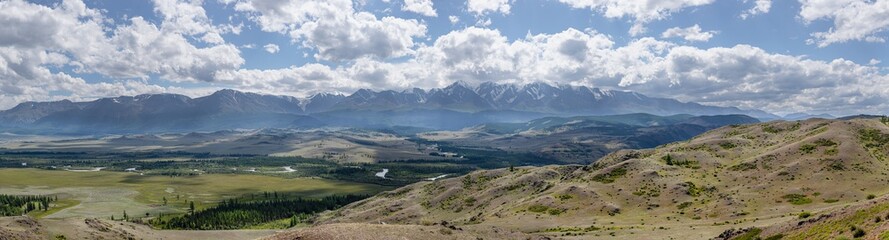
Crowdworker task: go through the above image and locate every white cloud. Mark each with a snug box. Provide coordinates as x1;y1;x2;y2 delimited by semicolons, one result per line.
213;25;889;115
353;27;888;115
0;0;243;109
609;44;889;115
661;24;716;42
449;15;460;24
1;0;888;116
227;0;427;61
214;63;381;96
741;0;771;19
870;59;882;65
799;0;889;47
556;0;714;35
263;43;280;54
402;0;437;17
467;0;511;16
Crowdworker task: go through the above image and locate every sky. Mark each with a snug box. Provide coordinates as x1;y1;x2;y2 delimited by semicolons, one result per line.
0;0;888;116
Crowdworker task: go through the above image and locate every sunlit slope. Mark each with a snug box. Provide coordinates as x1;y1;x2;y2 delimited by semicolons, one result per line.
300;118;889;238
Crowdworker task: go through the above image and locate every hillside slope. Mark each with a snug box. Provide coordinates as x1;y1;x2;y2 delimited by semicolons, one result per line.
717;195;889;240
421;113;759;164
280;118;889;239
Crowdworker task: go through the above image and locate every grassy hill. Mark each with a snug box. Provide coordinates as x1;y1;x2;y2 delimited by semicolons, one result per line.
716;194;889;240
271;118;889;239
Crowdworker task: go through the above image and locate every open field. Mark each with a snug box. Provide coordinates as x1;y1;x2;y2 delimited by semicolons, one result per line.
0;129;450;163
0;168;390;220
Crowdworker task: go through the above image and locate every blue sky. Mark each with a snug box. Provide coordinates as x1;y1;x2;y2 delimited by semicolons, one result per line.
1;0;888;115
75;0;888;69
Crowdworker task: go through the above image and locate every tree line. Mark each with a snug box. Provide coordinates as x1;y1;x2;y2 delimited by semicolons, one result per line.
152;194;366;230
0;194;55;216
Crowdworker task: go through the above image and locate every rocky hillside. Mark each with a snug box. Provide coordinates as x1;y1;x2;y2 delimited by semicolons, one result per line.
276;118;889;239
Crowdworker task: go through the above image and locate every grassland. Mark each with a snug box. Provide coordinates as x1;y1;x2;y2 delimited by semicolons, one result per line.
0;168;390;219
293;118;889;239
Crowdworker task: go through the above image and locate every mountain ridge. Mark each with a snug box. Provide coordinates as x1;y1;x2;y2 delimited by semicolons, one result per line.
0;82;777;133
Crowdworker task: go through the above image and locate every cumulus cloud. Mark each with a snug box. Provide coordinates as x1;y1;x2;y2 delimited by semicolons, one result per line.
263;43;280;54
556;0;714;35
214;62;384;96
208;25;889;115
799;0;889;47
741;0;771;19
467;0;512;16
402;0;437;17
0;0;243;108
153;0;221;43
228;0;427;61
1;0;888;116
661;24;716;42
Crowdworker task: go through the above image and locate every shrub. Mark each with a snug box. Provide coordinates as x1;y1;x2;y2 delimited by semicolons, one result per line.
762;125;783;133
528;205;549;213
719;142;737;149
686;182;703;197
735;228;763;240
463;197;476;206
729;162;757;171
782;194;813;205
677;202;692;210
814;138;837;147
591;167;627;184
662;154;674;165
867;194;876;200
555;194;573;200
859;129;889;147
799;144;817;154
852;228;865;238
798;212;812;219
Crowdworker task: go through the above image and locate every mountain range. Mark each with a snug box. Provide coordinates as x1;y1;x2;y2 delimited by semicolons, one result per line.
0;81;777;134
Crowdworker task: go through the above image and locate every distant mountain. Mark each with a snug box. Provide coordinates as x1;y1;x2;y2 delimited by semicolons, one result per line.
328;82;776;119
0;82;777;133
475;113;759;134
837;114;887;120
783;112;835;120
0;100;85;126
3;92;320;134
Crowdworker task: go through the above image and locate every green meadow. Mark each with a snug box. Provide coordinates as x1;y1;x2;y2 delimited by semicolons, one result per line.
0;168;391;219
